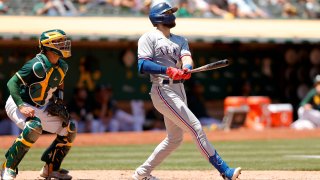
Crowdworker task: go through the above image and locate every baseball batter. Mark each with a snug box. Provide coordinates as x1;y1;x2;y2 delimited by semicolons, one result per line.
1;29;76;180
132;2;241;180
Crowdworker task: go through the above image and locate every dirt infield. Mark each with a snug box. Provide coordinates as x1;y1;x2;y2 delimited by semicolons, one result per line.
1;128;320;179
13;170;320;180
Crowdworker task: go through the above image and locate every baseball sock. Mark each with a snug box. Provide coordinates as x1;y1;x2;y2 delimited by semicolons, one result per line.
209;150;230;174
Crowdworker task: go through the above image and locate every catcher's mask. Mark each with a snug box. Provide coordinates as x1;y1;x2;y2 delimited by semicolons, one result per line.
39;29;71;58
149;2;178;27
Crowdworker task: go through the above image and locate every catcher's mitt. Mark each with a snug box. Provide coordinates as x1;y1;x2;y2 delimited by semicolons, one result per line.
45;98;70;127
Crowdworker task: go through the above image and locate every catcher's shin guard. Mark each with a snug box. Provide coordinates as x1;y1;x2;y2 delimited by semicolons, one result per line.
4;117;42;170
41;120;76;171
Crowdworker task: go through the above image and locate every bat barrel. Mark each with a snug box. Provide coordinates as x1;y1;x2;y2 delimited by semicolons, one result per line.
189;59;230;73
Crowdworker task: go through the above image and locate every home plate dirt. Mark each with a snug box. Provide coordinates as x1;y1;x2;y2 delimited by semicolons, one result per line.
14;170;320;179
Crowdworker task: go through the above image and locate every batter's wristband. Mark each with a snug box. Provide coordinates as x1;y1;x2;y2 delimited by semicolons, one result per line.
183;64;193;70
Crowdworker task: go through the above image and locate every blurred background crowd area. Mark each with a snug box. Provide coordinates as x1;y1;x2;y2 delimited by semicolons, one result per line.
0;0;320;19
0;43;319;135
0;0;319;135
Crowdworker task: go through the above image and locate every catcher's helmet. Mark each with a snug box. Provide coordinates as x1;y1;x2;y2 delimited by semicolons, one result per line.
39;29;71;58
149;2;178;26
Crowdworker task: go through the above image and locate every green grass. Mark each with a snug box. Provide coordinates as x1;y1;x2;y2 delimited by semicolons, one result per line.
1;138;320;171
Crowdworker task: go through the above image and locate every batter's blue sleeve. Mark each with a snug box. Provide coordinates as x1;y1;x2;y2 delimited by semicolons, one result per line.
138;59;168;74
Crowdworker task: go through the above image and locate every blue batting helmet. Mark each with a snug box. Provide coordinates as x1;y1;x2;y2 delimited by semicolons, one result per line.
149;2;178;26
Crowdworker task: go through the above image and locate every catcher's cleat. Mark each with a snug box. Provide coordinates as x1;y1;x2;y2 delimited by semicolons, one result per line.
1;168;16;180
221;167;242;180
40;164;72;180
57;168;69;175
132;171;160;180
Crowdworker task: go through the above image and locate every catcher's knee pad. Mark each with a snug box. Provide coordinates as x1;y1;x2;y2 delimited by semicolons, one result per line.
23;117;43;143
5;117;42;169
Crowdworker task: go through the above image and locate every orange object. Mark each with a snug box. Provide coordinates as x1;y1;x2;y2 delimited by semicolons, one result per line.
224;96;247;113
223;96;249;129
268;104;293;127
246;96;271;128
224;96;292;129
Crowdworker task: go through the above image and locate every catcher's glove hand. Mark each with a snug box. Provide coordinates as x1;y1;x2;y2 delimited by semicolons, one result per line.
45;98;70;127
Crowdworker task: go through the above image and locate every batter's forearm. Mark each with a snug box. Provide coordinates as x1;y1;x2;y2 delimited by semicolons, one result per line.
181;56;194;69
7;75;24;107
138;59;168;74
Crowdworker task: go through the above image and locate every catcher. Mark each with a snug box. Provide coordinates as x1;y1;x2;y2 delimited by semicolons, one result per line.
1;29;76;180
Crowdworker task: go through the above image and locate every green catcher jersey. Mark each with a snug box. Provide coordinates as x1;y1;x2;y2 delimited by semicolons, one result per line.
16;53;68;106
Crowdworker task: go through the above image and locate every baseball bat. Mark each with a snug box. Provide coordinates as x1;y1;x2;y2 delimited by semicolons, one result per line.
188;59;229;73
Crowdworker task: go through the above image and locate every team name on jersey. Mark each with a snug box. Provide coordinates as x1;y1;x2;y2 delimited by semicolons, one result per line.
156;43;180;62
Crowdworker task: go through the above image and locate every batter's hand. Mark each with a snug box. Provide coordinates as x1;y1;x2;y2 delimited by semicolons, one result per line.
182;68;191;80
19;106;35;118
166;67;184;80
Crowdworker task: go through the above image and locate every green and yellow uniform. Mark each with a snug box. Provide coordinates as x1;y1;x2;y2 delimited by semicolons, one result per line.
1;29;75;180
293;75;320;129
10;53;68;107
299;89;320;111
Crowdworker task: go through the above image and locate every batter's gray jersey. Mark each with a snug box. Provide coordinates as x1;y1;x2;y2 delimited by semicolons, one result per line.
135;30;217;176
138;30;191;82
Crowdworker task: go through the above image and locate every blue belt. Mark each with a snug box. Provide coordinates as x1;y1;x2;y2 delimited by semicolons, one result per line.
162;79;184;84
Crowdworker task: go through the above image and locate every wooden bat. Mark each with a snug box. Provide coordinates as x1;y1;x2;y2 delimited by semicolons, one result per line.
188;59;229;73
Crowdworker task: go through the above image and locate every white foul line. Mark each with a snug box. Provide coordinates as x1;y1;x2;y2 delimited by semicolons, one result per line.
284;155;320;159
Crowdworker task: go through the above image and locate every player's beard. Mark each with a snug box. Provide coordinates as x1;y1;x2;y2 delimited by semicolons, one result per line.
164;22;176;29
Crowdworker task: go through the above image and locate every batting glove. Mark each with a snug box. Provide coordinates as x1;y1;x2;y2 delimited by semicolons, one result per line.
166;67;184;80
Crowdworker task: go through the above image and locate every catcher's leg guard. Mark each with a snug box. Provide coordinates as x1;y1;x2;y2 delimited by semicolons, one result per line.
4;117;42;171
41;121;76;171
